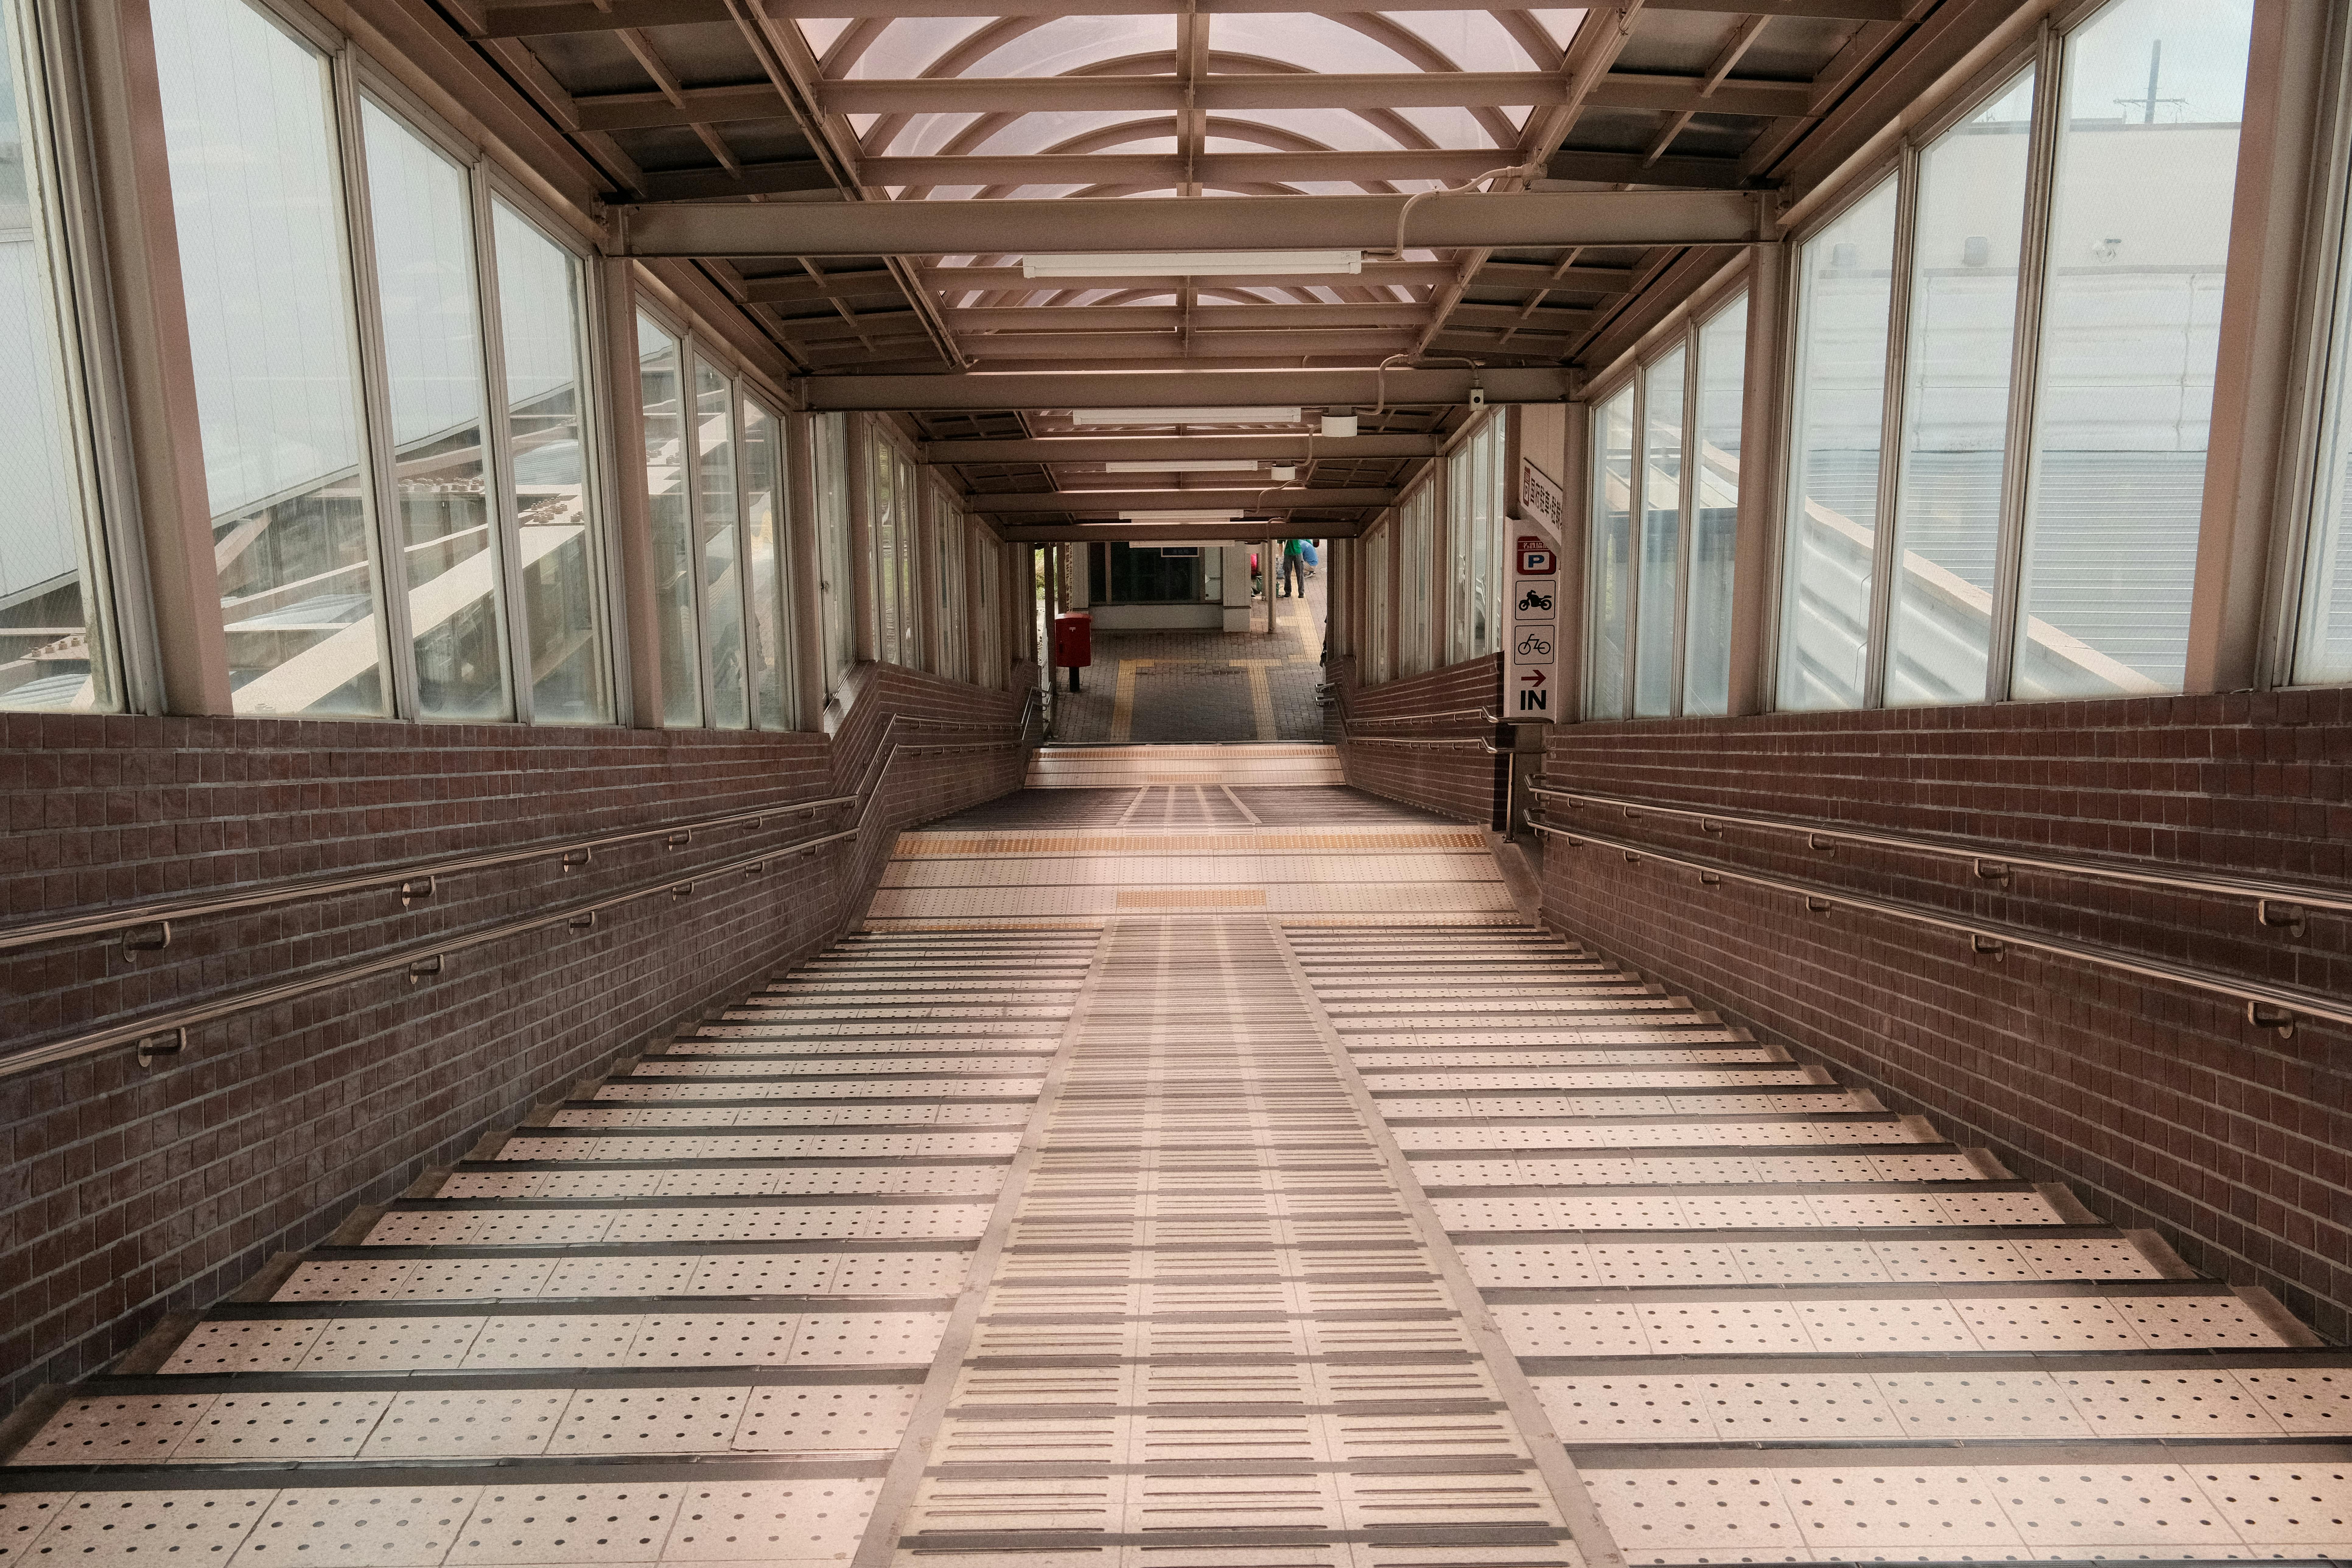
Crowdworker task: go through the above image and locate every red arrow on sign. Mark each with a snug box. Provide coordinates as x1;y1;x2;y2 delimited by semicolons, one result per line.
1519;669;1546;688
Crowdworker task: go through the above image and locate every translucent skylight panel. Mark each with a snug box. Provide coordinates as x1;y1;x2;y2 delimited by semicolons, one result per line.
966;16;1179;79
937;110;1169;158
1384;9;1549;72
840;16;996;79
1206;15;1421;74
1225;107;1402;155
896;112;986;158
1529;10;1590;52
1395;104;1521;149
796;18;853;58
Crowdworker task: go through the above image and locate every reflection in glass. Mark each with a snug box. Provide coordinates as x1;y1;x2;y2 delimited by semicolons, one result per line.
694;362;747;728
1634;348;1685;717
1685;297;1746;716
741;399;792;729
157;0;387;716
894;446;922;665
1401;484;1433;675
2015;0;2250;697
814;413;854;689
638;316;699;725
0;2;116;712
872;432;900;663
363;100;507;721
492;201;608;723
1885;71;2035;707
1586;388;1633;720
1778;177;1899;711
1366;521;1391;684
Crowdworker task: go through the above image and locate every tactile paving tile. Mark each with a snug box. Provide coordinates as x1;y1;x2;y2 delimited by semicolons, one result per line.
161;1319;328;1374
550;1388;749;1455
1582;1468;1806;1556
238;1486;486;1566
175;1393;395;1460
733;1384;922;1452
1980;1462;2243;1548
444;1482;683;1565
1772;1465;2024;1551
299;1318;489;1371
659;1477;884;1561
31;1491;278;1559
2232;1367;2352;1431
359;1391;572;1458
13;1396;216;1464
1874;1372;2095;1438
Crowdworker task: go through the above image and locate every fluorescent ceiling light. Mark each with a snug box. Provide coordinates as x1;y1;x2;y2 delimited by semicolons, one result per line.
1118;512;1246;523
1023;249;1360;279
1102;459;1264;473
1073;407;1301;426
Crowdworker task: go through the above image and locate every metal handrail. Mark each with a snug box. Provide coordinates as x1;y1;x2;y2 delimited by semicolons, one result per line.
0;793;863;956
1;828;860;1083
1529;783;2352;930
1528;818;2345;1037
1341;704;1499;728
1;699;1039;1080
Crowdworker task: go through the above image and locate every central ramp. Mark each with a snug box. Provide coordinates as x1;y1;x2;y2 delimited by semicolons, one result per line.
864;915;1603;1567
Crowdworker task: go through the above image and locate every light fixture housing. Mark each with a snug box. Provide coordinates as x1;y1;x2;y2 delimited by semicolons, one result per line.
1073;407;1301;426
1023;249;1362;279
1321;412;1360;439
1101;459;1263;473
1270;465;1297;482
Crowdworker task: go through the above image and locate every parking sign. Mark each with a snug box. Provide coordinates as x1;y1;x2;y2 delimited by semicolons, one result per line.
1505;532;1561;722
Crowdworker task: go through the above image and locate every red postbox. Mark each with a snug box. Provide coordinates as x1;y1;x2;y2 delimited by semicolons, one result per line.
1052;611;1093;691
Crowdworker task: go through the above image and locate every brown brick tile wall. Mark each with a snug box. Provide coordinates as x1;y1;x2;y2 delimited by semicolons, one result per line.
1538;689;2352;1342
0;663;1030;1407
1329;654;1505;827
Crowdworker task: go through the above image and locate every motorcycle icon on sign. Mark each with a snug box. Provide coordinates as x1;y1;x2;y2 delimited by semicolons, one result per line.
1516;588;1553;614
1516;632;1552;658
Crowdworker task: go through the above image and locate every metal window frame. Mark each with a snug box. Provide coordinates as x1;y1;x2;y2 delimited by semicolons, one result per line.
3;0;144;716
741;390;798;730
483;181;626;726
631;300;700;726
1683;286;1750;717
682;338;756;729
1583;384;1634;720
1768;26;2049;719
2267;4;2352;689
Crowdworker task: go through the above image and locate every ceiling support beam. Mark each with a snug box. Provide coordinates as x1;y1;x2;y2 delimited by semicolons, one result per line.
752;0;1904;17
999;521;1368;542
821;72;1812;119
618;189;1761;256
918;329;1433;359
969;487;1395;513
922;261;1462;293
859;149;1534;187
797;365;1570;411
926;434;1440;463
943;303;1441;331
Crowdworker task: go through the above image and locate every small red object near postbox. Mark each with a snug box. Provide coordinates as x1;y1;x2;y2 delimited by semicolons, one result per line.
1052;611;1093;691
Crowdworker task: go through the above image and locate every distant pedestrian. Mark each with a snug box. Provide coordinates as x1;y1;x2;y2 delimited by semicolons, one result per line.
1278;537;1305;598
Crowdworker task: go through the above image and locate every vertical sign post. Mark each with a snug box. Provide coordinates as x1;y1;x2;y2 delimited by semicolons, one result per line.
1505;530;1560;722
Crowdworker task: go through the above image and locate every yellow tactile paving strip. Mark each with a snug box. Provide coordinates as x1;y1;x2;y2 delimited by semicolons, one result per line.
1114;888;1269;908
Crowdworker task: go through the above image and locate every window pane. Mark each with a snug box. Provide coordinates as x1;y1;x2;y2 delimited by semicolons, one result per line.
1586;389;1633;720
1685;296;1746;716
2015;0;2250;697
1367;522;1391;684
492;201;608;724
362;101;507;722
1885;71;2036;707
693;361;747;728
1405;486;1433;674
1635;348;1686;717
814;412;853;688
896;448;922;666
1778;177;1898;711
0;3;117;712
1448;446;1471;663
157;0;388;717
637;315;698;725
742;399;792;729
873;432;900;664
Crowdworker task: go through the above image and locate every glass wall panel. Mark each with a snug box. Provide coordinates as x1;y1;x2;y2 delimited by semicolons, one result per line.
1884;71;2035;707
1634;348;1686;717
1586;388;1634;720
872;426;901;663
1685;297;1746;716
362;101;507;721
2014;0;2250;697
1401;484;1434;674
636;315;698;725
693;360;747;728
0;2;116;712
742;398;792;729
894;444;922;666
491;201;607;723
157;0;389;717
814;412;853;689
1445;418;1504;663
1366;520;1391;684
1778;177;1899;711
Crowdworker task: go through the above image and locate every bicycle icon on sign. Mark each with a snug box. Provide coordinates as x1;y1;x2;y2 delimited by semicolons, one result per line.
1517;632;1552;658
1516;589;1553;614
